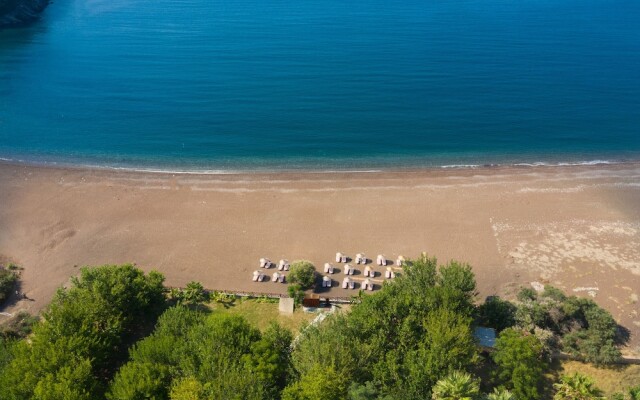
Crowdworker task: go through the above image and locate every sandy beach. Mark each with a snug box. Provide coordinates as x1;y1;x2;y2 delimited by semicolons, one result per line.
1;162;639;351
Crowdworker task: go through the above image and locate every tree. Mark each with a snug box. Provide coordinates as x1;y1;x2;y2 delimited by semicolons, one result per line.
288;261;316;290
477;296;517;332
288;284;305;306
492;328;547;400
282;364;346;400
431;371;480;400
0;264;166;400
553;373;603;400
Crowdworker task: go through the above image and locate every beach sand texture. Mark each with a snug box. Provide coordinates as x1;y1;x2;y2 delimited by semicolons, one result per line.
1;162;639;351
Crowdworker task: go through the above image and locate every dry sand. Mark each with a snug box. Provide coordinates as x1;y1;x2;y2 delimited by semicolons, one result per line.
0;162;639;351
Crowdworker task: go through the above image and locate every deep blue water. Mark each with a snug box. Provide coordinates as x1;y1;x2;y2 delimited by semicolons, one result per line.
1;0;639;171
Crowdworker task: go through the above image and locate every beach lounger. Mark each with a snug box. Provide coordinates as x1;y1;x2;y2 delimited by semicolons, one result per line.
377;255;387;266
364;266;372;277
385;267;395;279
355;253;365;264
260;258;273;268
342;277;349;289
324;263;335;274
349;280;355;289
323;276;332;288
278;259;289;271
279;275;285;283
272;272;280;282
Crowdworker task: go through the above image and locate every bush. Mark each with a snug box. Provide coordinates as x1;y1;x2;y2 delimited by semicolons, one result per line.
287;284;305;306
0;267;18;305
477;296;517;332
288;260;316;290
493;328;547;400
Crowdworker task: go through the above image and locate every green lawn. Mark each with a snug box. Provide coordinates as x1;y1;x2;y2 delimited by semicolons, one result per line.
207;297;317;333
554;360;640;396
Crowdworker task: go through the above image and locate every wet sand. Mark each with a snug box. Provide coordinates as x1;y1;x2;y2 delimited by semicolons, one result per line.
0;162;639;352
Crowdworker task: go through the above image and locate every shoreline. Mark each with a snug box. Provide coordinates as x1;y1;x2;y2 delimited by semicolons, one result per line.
1;156;639;178
1;161;639;352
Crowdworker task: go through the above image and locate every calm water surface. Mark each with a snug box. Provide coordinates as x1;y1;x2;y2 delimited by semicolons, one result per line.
1;0;639;170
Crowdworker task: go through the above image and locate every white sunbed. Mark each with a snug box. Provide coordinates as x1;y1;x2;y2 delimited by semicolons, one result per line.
324;263;335;274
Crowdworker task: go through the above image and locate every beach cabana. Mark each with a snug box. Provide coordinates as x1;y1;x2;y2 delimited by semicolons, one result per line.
363;265;373;277
385;267;395;279
260;258;273;268
355;253;366;264
322;276;332;288
324;263;335;274
377;254;387;266
336;252;347;263
278;259;290;271
343;264;354;275
396;255;405;266
253;270;265;282
342;276;354;289
362;278;374;291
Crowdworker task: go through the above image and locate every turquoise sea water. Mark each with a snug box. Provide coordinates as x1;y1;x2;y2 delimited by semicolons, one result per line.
1;0;639;171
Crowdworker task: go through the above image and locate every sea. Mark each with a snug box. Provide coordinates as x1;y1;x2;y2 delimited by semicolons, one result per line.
1;0;639;172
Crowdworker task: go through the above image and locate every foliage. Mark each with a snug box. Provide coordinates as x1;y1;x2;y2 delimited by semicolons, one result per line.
477;296;517;332
288;284;305;306
484;387;515;400
431;370;480;400
0;311;38;340
171;281;208;306
514;285;622;365
0;266;18;305
286;254;479;399
108;306;288;399
553;372;604;399
287;260;317;290
0;264;166;400
492;328;547;400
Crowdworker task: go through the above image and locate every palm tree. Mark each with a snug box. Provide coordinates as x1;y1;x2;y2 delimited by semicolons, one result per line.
432;371;480;400
553;372;604;400
484;387;515;400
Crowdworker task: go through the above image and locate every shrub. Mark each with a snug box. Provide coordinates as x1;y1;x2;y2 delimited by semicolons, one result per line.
0;267;18;305
477;296;517;332
288;260;316;290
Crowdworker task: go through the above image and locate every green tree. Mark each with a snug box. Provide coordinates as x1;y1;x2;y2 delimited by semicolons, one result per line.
553;372;603;400
477;296;517;332
492;328;547;400
288;261;316;290
431;370;480;400
288;284;305;306
0;264;166;400
282;364;346;400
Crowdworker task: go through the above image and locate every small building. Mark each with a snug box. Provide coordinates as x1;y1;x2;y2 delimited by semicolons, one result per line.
278;298;294;315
